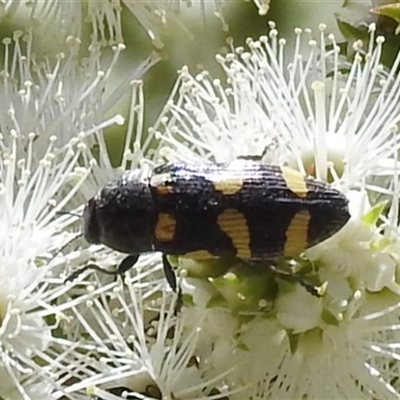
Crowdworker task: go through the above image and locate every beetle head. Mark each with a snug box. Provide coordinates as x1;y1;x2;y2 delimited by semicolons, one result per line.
82;170;157;254
83;198;100;244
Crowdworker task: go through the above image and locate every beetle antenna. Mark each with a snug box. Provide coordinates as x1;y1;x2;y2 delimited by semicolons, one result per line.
268;264;321;297
54;232;83;259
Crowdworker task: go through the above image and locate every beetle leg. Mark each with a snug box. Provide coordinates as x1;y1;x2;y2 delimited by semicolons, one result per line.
268;264;321;297
236;155;262;161
64;254;139;283
162;254;183;315
236;145;269;162
116;254;140;274
162;254;177;291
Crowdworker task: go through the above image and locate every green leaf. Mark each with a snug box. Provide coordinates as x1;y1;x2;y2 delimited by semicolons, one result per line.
361;201;387;225
336;18;369;44
321;308;340;326
206;293;227;309
181;293;194;307
179;256;236;279
371;3;400;34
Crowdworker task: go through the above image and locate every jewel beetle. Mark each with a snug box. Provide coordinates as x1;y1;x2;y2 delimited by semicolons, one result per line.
67;160;350;290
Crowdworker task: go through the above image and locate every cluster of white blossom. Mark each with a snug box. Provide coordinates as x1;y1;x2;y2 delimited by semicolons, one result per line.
3;0;269;47
1;1;400;399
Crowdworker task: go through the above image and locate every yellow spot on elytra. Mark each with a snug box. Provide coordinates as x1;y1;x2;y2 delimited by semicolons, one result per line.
183;250;214;259
150;174;174;195
155;213;176;242
284;210;310;256
217;208;251;258
155;185;173;195
281;167;308;198
214;178;243;195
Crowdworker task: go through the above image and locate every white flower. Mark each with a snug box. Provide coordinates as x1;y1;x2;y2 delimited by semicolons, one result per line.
0;30;142;399
4;17;399;400
153;23;400;188
136;23;400;398
59;254;234;399
4;0;243;47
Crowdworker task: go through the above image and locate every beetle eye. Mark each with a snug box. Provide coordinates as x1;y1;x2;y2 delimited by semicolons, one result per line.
83;198;100;244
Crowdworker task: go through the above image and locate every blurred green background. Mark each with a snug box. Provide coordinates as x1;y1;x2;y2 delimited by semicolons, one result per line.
1;0;399;165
